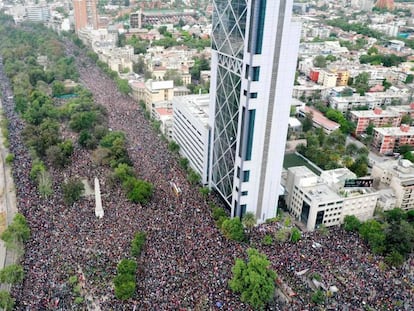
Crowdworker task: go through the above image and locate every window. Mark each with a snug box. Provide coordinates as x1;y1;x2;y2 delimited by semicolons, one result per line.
243;90;248;96
245;109;256;160
239;107;246;157
241;191;248;196
255;0;267;54
252;66;260;81
243;170;250;182
237;166;241;178
245;64;250;79
241;204;247;217
249;92;258;98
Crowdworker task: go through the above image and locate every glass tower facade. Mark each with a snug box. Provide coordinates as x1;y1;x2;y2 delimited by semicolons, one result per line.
210;0;300;221
210;0;247;204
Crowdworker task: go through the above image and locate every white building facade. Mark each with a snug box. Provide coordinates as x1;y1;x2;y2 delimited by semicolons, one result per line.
209;0;301;221
173;95;211;185
286;166;378;231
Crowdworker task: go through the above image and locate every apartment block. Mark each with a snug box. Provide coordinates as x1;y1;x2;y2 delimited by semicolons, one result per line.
372;159;414;211
350;107;402;135
372;124;414;154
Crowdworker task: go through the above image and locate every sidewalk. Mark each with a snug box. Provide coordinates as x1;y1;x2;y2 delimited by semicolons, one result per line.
0;99;18;291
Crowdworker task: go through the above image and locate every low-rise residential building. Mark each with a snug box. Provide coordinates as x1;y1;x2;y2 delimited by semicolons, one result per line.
292;84;327;100
372;159;414;211
153;106;173;140
387;103;414;120
26;5;50;22
372;124;414;154
329;91;405;113
285;166;378;231
317;70;337;88
350;107;402;135
334;69;350;86
96;45;134;73
172;94;210;184
130;79;174;111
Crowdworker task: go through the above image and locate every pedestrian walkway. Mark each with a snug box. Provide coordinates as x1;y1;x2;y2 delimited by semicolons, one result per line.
0;99;18;291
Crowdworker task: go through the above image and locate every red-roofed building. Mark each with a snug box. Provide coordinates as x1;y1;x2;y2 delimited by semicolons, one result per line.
369;85;385;92
298;106;340;134
153;107;173;139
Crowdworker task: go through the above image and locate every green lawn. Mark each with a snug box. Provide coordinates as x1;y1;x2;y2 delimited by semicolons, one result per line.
283;153;322;175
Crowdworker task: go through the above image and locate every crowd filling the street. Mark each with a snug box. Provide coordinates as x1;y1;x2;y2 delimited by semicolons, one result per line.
0;39;413;310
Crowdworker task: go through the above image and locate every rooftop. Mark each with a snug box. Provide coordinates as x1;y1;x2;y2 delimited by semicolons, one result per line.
350;109;400;118
173;94;210;126
300;106;340;132
155;107;173;116
148;80;174;90
374;126;414;136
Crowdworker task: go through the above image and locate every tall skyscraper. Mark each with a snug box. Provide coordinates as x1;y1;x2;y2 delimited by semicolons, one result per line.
375;0;394;10
208;0;300;222
73;0;98;32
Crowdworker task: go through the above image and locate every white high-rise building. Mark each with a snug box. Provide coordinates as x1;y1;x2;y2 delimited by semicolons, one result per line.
208;0;301;222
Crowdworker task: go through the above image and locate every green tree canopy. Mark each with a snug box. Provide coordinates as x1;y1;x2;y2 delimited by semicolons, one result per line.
359;219;386;254
0;264;24;284
229;248;277;309
0;213;30;249
0;290;15;310
313;55;327;68
343;215;361;232
122;177;153;204
221;218;245;242
62;178;85;206
290;227;301;243
242;212;256;232
117;259;137;275
131;232;146;257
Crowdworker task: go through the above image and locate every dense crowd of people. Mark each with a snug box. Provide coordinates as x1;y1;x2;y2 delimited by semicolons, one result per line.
251;224;414;310
0;39;413;310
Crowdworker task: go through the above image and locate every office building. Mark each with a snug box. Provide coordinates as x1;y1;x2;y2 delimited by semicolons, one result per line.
208;0;301;222
26;6;50;22
173;94;211;184
285;166;378;231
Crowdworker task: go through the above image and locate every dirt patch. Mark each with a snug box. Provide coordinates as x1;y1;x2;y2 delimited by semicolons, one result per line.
81;178;94;196
0;212;6;234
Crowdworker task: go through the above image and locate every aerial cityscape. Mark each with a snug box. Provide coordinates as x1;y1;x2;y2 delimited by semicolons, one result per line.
0;0;413;309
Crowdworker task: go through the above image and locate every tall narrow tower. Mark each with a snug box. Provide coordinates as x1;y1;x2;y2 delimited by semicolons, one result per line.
209;0;301;222
73;0;99;32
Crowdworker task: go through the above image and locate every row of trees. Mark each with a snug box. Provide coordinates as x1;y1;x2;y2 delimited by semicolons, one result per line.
82;54;154;205
211;205;258;242
344;208;414;266
114;231;147;300
326;18;384;40
0;213;30;309
360;53;406;68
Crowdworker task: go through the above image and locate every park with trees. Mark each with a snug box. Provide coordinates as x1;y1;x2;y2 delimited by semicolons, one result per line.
296;129;369;176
